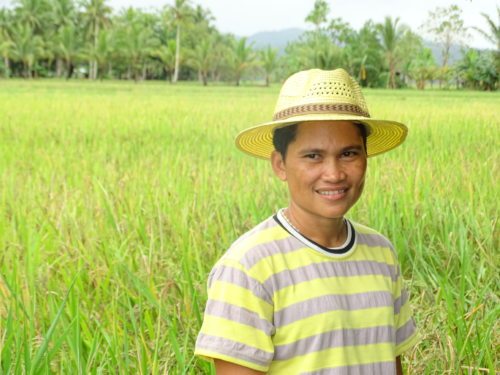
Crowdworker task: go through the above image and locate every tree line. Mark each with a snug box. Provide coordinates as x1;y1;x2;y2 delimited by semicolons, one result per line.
0;0;498;90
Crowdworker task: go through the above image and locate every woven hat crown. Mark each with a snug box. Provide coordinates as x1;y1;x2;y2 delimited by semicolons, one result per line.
272;69;370;121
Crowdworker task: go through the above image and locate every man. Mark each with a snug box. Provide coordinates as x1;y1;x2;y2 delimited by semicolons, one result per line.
195;69;418;374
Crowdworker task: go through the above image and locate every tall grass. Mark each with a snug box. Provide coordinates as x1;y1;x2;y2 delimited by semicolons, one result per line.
0;80;498;374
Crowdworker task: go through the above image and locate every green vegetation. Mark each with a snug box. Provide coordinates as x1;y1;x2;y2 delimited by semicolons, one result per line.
0;0;498;89
0;80;498;373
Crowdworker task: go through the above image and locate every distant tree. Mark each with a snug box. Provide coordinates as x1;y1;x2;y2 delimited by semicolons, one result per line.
81;0;112;79
422;5;468;87
305;0;329;30
341;21;384;87
472;7;499;72
13;0;49;32
115;8;159;80
398;30;426;86
259;46;278;86
0;9;14;77
55;24;80;78
48;0;78;76
408;48;437;89
0;29;14;77
227;37;255;86
457;49;498;90
152;40;177;82
376;16;407;88
186;36;214;85
167;0;192;83
10;24;44;78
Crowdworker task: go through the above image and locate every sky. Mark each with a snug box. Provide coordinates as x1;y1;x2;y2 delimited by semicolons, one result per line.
0;0;498;49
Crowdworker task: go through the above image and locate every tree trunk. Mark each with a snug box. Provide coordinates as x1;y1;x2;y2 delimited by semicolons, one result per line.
265;74;269;87
3;56;9;78
173;23;181;83
56;58;64;77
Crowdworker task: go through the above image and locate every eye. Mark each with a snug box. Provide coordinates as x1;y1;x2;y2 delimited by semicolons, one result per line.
341;150;359;158
304;153;320;160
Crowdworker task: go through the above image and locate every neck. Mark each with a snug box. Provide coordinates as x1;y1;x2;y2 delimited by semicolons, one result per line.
285;206;347;248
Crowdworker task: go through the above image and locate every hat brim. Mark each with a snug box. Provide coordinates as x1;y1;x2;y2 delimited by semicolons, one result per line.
235;114;408;159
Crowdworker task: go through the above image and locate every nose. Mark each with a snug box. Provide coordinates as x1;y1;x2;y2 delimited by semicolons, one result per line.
322;157;346;182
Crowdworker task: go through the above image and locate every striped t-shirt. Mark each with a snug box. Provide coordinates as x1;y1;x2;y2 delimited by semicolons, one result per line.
195;210;418;374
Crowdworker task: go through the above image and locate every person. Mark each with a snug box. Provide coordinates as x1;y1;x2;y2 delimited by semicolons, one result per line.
195;68;418;374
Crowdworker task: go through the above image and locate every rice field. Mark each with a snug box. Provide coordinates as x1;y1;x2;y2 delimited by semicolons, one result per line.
0;79;498;374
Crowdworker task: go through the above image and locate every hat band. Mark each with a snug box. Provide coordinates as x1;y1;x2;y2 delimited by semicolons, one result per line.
273;103;370;121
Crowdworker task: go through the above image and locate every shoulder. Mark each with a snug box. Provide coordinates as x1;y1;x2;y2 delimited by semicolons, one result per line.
219;214;289;266
351;220;395;249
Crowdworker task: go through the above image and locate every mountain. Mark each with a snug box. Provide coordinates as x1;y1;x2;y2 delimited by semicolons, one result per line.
247;28;305;52
246;28;470;65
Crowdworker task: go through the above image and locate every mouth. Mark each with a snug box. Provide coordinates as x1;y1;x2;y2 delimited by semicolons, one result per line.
316;188;348;200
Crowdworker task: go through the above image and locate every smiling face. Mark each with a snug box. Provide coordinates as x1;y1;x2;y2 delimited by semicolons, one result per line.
271;120;367;229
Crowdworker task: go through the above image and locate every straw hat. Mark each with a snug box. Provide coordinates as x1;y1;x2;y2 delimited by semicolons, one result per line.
235;68;408;158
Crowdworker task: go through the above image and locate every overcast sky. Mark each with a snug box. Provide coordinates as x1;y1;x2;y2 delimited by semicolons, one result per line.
0;0;497;48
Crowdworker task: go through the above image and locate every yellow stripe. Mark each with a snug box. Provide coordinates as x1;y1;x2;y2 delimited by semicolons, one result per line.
273;306;394;344
247;245;397;281
269;343;395;372
209;281;273;319
201;315;273;352
226;225;289;261
273;274;394;310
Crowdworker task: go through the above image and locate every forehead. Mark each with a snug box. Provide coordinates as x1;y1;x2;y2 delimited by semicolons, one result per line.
292;121;363;147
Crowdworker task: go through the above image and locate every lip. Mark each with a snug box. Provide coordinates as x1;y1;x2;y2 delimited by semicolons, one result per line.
315;187;349;200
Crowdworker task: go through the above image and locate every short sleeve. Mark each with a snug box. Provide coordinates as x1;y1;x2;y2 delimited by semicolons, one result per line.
393;264;419;355
195;259;275;372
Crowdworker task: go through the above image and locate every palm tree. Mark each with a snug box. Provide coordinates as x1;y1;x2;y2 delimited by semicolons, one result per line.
10;24;44;78
0;30;14;78
81;0;112;79
228;37;255;86
167;0;192;83
408;48;437;89
186;36;214;85
13;0;49;33
115;9;159;81
55;24;80;78
0;9;14;78
376;16;406;88
259;46;278;87
473;7;499;72
152;40;177;82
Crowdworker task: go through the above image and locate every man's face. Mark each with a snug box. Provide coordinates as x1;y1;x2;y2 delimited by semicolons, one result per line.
271;120;367;225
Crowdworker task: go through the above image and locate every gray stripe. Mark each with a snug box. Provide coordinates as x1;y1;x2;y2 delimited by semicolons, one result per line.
275;291;393;327
274;325;394;360
396;318;416;344
239;235;304;270
356;232;393;250
394;289;408;315
208;264;272;304
205;300;275;335
301;361;396;375
264;260;397;292
196;333;273;367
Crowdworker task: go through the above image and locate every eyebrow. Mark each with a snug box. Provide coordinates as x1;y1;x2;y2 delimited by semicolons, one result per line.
298;145;364;154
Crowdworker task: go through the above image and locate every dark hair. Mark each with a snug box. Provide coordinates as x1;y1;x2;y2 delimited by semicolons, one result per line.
272;122;369;158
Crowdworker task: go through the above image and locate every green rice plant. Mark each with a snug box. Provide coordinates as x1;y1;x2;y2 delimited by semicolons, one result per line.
0;79;497;373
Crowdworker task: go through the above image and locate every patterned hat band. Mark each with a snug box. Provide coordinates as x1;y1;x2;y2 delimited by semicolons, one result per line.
272;103;370;121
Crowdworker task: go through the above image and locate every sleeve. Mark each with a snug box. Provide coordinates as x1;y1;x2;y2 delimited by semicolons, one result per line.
194;258;275;372
393;263;419;356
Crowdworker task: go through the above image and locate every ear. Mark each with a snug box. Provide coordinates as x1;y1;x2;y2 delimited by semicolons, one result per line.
271;150;287;181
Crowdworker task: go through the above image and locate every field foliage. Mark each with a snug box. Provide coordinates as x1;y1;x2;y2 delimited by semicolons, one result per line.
0;80;498;374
